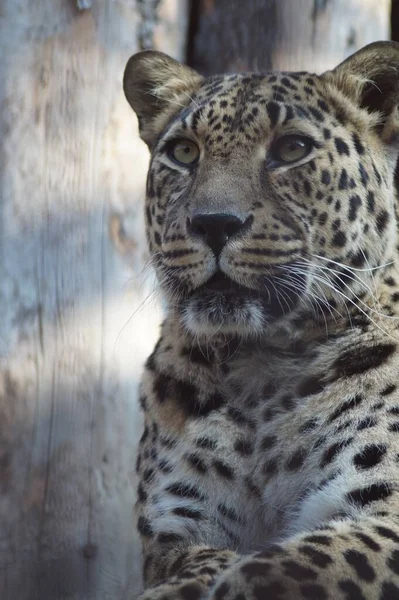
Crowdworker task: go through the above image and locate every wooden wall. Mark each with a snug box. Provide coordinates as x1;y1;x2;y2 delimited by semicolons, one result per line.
0;2;187;598
189;0;391;73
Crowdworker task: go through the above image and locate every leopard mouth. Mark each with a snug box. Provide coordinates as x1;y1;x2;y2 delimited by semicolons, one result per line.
200;272;253;294
181;267;308;336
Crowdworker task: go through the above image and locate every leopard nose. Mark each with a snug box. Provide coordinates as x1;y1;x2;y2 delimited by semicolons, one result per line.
188;213;251;257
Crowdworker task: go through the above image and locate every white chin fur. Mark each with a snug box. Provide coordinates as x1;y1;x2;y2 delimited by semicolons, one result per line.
181;300;266;337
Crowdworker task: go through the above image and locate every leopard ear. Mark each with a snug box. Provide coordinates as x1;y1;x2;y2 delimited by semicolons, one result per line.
324;41;399;137
123;51;203;148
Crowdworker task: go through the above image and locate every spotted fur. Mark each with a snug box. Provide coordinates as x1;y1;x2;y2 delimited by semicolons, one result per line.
124;42;399;599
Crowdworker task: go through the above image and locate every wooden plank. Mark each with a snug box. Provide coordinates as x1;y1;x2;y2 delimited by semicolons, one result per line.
274;0;391;71
190;0;390;74
0;1;187;598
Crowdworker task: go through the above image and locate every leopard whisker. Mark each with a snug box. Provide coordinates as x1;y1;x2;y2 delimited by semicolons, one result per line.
294;265;398;342
311;253;394;273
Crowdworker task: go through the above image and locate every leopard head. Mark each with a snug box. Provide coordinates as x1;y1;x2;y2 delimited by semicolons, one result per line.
124;43;399;338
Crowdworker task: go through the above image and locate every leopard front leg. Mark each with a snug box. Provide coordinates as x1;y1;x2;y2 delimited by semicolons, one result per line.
138;546;239;600
135;351;260;599
136;415;245;600
208;509;399;599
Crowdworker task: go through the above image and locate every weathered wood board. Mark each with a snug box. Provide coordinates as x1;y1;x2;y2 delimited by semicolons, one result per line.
0;1;187;598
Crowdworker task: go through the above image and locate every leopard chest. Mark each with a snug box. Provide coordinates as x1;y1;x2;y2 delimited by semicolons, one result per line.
178;356;397;551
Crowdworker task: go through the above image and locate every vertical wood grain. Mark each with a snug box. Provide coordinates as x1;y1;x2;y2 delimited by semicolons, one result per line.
0;1;187;598
190;0;390;74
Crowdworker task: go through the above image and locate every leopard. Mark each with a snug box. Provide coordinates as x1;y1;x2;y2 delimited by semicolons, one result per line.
123;41;399;600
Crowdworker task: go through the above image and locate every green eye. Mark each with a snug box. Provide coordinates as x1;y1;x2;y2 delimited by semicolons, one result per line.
168;139;200;166
271;135;313;164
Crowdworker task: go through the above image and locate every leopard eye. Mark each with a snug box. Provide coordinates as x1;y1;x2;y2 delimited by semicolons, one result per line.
270;135;313;165
168;139;200;166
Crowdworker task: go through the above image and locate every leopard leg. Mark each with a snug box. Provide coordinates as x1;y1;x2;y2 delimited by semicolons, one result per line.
135;351;261;599
208;498;399;599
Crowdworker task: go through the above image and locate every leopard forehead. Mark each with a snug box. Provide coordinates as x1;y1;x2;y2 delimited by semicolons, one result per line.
156;70;373;153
